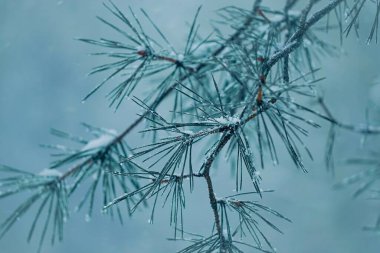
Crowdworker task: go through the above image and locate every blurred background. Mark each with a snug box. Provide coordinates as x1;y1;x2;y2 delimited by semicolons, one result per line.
1;0;380;252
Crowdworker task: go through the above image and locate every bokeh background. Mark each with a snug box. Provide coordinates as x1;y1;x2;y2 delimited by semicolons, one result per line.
1;0;380;252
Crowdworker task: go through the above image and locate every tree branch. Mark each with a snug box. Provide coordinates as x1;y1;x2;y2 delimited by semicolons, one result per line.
57;0;263;183
262;0;343;75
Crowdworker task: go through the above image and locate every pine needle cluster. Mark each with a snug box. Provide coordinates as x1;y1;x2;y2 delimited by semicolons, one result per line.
1;0;380;252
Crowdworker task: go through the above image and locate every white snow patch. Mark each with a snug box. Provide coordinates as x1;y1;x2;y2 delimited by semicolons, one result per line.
136;45;145;51
92;173;99;180
223;229;228;238
270;85;281;92
81;133;116;151
304;39;312;47
215;116;240;125
39;168;62;177
270;14;284;23
177;54;184;61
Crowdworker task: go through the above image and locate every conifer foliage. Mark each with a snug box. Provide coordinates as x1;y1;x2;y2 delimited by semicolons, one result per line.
1;0;380;252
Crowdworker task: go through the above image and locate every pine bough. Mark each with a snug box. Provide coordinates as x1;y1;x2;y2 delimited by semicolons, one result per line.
1;0;380;252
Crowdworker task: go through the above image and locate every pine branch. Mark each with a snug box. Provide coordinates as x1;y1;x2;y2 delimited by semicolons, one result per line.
2;0;380;252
